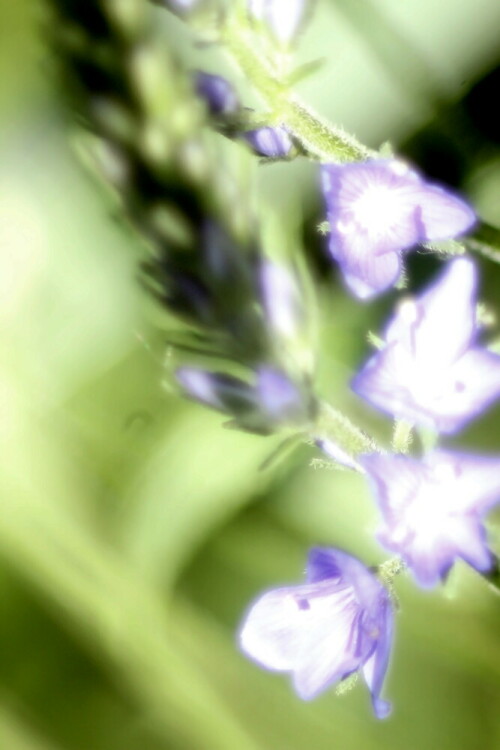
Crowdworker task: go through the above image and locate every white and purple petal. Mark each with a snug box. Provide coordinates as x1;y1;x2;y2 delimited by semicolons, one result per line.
360;451;500;587
239;548;393;715
352;258;500;433
386;257;479;366
408;183;477;241
362;597;393;719
321;160;476;299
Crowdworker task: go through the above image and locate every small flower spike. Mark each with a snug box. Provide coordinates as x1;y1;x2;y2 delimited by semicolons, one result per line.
321;159;476;299
239;548;394;718
248;0;311;44
352;257;500;433
242;126;293;158
361;451;500;587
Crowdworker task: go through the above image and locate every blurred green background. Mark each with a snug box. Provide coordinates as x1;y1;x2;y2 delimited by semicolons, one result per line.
1;1;500;749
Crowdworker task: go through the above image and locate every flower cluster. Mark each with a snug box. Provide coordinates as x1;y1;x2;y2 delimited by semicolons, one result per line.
239;163;500;712
173;11;500;718
348;253;500;587
70;0;500;726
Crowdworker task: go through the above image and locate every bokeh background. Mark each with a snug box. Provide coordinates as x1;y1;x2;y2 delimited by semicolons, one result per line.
1;1;500;749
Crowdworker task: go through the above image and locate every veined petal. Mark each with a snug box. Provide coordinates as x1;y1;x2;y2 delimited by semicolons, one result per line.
425;451;500;514
307;548;383;606
240;580;359;680
414;257;478;363
362;451;500;587
362;599;393;719
409;184;476;241
433;348;500;432
323;161;420;249
240;585;314;671
385;258;478;366
292;591;363;699
352;257;500;431
342;250;402;300
360;453;424;519
351;344;438;428
445;516;492;572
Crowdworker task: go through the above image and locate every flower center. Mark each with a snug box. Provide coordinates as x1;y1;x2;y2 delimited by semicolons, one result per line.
350;185;407;236
402;471;454;540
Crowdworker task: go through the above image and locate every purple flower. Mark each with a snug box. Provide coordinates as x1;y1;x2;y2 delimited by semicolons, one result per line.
321;159;476;299
239;548;394;718
242;126;293;158
360;451;500;587
193;72;240;116
248;0;310;44
351;257;500;433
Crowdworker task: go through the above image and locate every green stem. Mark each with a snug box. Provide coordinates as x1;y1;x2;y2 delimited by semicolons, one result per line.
221;15;373;162
391;419;413;454
313;401;380;469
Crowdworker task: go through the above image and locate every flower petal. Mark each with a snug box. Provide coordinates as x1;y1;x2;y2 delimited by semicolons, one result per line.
307;547;389;615
428;451;500;514
385;257;478;365
240;579;362;698
343;254;401;299
351;344;436;428
434;348;500;431
239;585;312;671
291;590;364;699
362;598;393;719
445;515;492;572
362;451;500;587
410;184;476;241
360;453;424;519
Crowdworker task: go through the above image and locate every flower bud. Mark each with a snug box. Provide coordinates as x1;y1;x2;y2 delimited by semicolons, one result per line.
193;71;240;116
242;126;292;158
